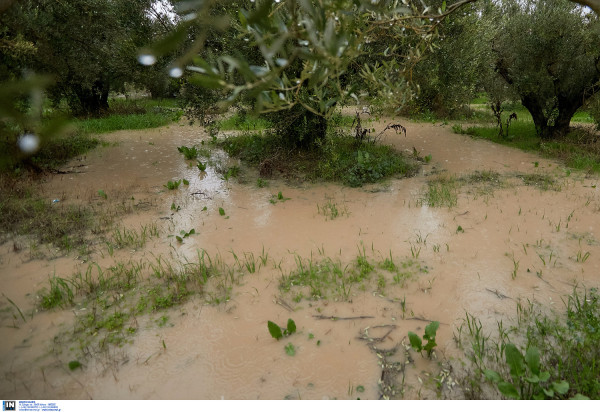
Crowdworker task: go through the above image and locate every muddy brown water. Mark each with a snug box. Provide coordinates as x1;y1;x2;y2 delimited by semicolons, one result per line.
1;117;599;399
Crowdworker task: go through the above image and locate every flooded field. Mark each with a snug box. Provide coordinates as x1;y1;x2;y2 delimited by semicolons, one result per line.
1;116;599;399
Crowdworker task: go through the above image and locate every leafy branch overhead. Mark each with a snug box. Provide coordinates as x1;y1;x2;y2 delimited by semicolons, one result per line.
149;0;478;118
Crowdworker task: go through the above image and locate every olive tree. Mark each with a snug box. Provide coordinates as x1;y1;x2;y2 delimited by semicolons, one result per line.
3;0;158;115
488;0;600;139
150;0;477;147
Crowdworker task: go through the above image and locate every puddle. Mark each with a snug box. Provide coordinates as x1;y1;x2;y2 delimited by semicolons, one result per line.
1;117;599;399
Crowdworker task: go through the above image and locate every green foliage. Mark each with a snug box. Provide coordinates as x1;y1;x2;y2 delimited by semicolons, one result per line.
157;0;480;149
218;113;272;131
68;360;82;371
175;229;195;243
222;166;240;181
408;321;439;357
219;127;418;186
484;344;575;399
457;288;600;399
39;276;75;309
177;146;199;160
285;343;296;356
267;318;297;341
270;191;290;204
164;180;181;190
409;1;485;116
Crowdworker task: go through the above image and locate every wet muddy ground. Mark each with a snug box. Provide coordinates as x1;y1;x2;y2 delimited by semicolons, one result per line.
1;115;599;399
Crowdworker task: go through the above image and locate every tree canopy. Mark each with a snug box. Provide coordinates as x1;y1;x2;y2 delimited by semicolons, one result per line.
487;0;600;138
2;0;162;115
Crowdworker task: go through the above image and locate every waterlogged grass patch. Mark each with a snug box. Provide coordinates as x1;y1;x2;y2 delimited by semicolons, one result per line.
279;250;427;301
516;173;560;191
109;224;159;251
219;131;419;186
40;249;259;358
217;113;273;131
421;176;458;208
453;118;600;175
317;198;349;220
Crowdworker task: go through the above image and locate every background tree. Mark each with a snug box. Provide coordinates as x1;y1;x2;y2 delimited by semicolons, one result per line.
487;0;600;139
407;0;488;116
3;0;158;116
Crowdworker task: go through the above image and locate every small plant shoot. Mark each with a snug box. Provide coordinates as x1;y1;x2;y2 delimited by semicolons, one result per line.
267;318;297;340
408;321;439;358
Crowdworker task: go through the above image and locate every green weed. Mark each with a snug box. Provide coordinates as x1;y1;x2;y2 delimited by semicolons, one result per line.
175;228;195;243
164;179;182;190
267;318;297;340
484;344;575;399
456;288;600;399
408;321;439;358
270;191;290;204
39;276;75;309
317;199;348;220
177;145;198;160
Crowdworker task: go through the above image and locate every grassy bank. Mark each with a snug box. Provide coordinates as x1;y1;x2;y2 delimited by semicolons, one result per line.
452;103;600;174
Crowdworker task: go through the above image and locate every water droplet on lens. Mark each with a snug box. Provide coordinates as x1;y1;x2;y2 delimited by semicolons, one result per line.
169;67;183;78
138;54;156;66
18;133;40;154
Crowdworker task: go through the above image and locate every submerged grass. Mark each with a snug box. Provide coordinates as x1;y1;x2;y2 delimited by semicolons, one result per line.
279;249;428;302
421;176;458;208
39;249;251;356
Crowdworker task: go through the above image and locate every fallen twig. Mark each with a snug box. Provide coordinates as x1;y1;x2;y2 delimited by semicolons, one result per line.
485;288;512;300
313;315;375;321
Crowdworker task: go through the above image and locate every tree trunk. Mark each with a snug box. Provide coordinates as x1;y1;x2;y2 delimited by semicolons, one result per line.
521;93;553;139
74;80;110;116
